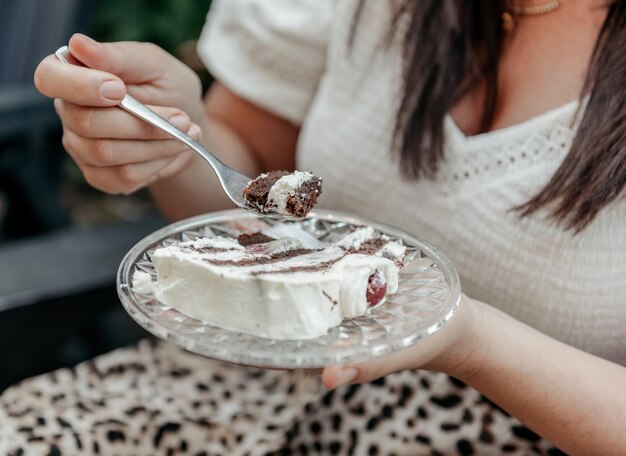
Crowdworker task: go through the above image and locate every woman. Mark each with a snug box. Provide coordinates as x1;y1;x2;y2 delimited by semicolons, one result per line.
2;0;624;454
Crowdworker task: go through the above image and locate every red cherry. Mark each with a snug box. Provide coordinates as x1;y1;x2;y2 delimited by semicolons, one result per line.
366;270;387;307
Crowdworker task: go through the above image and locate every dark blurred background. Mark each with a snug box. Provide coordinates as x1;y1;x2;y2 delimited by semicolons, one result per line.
0;0;212;391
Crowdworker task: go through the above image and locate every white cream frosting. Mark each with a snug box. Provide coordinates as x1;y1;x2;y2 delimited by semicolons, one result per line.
267;171;317;216
140;228;406;340
132;270;154;294
263;223;324;249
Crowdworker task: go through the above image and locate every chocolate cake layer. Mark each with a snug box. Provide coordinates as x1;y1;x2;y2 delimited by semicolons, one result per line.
285;176;322;218
242;170;323;218
242;171;289;213
159;228;405;277
220;230;403;274
208;247;320;267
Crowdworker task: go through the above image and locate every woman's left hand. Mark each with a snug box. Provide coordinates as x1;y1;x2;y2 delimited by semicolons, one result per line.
321;294;483;389
322;292;626;456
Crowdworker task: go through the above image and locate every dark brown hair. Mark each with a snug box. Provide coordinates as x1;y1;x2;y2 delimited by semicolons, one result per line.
354;0;625;232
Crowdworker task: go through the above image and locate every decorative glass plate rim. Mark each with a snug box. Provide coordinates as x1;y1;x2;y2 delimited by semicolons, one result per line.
117;208;461;368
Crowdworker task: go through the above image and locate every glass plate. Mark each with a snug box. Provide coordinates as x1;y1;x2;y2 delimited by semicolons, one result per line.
117;209;460;368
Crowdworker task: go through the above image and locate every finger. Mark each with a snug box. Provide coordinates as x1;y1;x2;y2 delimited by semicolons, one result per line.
82;156;183;195
35;55;126;106
128;150;196;195
68;33;170;84
122;151;195;195
55;99;195;140
322;347;418;390
62;124;201;167
322;307;471;389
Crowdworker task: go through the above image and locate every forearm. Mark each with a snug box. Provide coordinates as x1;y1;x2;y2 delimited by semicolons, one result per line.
149;114;260;221
453;299;626;455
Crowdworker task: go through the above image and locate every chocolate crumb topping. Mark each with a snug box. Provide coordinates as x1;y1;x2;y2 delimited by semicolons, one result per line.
237;232;276;247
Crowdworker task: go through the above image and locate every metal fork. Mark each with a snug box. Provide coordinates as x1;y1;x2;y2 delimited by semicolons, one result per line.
55;45;251;209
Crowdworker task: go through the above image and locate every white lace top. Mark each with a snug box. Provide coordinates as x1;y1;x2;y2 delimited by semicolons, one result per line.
198;0;626;364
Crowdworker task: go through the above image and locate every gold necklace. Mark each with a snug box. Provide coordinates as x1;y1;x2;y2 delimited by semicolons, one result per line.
502;0;561;32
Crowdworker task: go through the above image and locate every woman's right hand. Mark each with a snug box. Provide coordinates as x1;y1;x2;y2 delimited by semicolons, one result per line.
34;33;204;195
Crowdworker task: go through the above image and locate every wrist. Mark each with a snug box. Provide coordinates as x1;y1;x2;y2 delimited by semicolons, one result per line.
424;295;489;381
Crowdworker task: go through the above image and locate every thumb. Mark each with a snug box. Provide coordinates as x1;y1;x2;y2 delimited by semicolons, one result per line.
321;297;475;389
322;348;418;389
69;33;170;84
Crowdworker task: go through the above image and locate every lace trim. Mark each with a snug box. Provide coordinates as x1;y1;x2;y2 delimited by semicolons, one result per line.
437;123;574;196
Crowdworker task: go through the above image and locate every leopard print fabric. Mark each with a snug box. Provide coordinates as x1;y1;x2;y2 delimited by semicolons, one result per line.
0;339;567;455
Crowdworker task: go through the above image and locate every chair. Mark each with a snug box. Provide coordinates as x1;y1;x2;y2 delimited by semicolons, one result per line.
0;0;91;240
0;1;163;391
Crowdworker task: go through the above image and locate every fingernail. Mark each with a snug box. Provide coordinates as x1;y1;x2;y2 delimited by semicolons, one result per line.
100;80;125;101
188;124;202;138
77;33;99;46
168;114;188;130
334;368;358;387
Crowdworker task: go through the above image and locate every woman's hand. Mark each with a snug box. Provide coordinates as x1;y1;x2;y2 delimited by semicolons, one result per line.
34;33;204;195
322;294;483;389
324;294;626;455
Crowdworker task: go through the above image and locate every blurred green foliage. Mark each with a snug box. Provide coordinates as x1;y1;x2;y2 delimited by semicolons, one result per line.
47;1;216;230
93;0;213;55
92;0;214;90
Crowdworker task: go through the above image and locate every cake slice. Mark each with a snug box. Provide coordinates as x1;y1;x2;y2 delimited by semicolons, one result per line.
242;170;322;218
135;226;406;340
